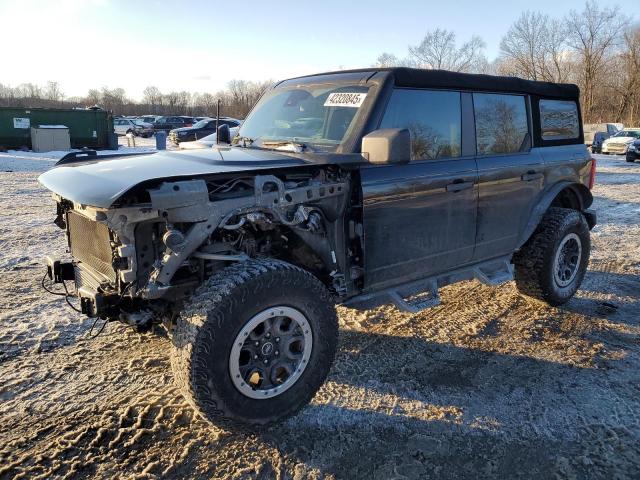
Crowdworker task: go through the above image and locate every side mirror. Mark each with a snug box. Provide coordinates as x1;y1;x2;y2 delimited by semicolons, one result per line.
361;128;410;164
217;124;230;144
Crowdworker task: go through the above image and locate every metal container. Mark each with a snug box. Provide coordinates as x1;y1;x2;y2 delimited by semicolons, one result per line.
0;107;114;150
31;126;71;152
155;131;167;150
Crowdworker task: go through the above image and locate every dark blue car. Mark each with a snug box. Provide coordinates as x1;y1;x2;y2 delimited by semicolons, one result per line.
169;117;241;144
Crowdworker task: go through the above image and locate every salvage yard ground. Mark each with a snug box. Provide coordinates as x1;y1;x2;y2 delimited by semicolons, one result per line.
0;151;639;479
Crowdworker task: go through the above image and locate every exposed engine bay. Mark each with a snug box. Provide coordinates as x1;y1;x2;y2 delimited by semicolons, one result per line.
50;167;363;328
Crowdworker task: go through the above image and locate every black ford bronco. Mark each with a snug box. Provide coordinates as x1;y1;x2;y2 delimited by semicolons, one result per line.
40;68;596;427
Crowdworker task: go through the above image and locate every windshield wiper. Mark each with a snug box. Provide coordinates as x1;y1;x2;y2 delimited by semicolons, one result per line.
260;140;310;152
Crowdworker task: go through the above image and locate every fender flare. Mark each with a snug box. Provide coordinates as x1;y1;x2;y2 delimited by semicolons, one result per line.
517;182;593;249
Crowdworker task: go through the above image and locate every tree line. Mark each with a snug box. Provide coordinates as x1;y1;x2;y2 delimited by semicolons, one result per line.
1;1;637;125
376;1;640;125
0;79;273;119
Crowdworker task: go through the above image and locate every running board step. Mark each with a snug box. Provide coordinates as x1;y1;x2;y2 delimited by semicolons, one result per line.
342;255;514;314
474;259;514;286
388;279;440;313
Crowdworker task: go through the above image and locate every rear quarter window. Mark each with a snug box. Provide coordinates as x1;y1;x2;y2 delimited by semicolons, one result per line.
474;93;529;155
539;100;579;140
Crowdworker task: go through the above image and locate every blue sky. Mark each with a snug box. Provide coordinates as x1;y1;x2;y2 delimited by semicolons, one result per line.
0;0;637;100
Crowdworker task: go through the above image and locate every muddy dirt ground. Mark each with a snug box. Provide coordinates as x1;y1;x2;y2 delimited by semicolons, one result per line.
0;154;639;479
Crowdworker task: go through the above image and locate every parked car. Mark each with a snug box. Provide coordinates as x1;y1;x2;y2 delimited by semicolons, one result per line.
178;125;242;149
626;139;640;163
591;131;608;154
113;118;148;137
179;116;195;127
583;122;622;151
40;67;595;428
132;119;154;138
137;115;161;125
169;117;241;144
601;128;640;155
152;116;193;132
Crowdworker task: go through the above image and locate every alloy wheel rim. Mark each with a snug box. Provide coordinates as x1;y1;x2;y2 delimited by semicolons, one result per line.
553;233;582;287
229;306;313;399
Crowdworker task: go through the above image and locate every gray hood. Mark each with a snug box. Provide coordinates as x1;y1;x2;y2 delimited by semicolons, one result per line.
38;147;308;208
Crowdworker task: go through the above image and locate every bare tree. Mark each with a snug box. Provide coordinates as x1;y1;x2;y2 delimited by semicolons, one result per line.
86;89;101;107
142;86;162;110
500;12;573;82
500;12;566;81
565;0;629;120
612;25;640;123
500;12;548;80
375;53;402;68
408;28;487;72
44;81;64;104
545;19;574;83
163;91;181;113
20;83;43;100
100;87;127;112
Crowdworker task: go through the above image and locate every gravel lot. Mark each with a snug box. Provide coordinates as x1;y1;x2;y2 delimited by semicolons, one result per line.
0;153;639;479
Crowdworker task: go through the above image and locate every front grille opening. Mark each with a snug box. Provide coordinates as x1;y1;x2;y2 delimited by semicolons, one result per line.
67;211;117;282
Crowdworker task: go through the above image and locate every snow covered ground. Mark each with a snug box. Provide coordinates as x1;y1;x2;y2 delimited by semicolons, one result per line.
0;152;639;479
0;135;171;173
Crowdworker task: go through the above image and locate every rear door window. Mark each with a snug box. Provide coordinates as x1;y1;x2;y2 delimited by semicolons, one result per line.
539;99;579;140
380;89;461;160
473;93;529;155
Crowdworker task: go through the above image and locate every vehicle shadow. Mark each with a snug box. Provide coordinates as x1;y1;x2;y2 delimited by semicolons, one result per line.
246;325;634;479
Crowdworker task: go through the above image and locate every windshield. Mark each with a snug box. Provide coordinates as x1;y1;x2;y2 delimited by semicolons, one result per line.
614;130;640;138
133;119;146;126
236;84;370;151
192;119;211;129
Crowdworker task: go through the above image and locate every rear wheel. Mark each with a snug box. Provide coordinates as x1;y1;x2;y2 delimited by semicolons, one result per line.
513;208;590;306
171;259;338;427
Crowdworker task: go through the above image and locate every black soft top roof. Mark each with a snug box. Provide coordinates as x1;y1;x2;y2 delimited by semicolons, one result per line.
286;67;579;100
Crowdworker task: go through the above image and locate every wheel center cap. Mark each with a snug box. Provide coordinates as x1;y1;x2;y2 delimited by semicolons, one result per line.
261;342;274;356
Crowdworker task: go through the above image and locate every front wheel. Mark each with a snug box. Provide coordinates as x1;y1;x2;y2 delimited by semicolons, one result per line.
513;208;590;306
171;259;338;427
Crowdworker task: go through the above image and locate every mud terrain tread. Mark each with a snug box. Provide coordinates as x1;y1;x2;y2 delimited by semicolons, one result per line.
171;258;338;428
513;207;589;306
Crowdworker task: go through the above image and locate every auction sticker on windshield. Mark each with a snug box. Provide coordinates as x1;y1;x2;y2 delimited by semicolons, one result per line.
324;92;367;108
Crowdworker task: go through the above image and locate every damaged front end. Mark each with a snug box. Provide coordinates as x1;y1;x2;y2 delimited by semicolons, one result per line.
44;168;355;328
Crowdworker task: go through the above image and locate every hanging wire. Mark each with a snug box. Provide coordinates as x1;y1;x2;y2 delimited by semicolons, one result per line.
41;270;66;296
61;280;82;313
42;269;118;339
41;270;82;312
88;317;109;338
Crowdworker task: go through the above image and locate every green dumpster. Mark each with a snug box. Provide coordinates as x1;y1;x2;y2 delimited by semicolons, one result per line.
0;107;114;150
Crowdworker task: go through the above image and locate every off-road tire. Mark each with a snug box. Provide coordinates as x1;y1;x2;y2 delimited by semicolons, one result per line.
513;207;590;306
171;259;338;428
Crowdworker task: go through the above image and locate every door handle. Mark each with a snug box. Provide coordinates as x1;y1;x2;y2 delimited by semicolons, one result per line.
521;171;544;182
446;180;474;192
